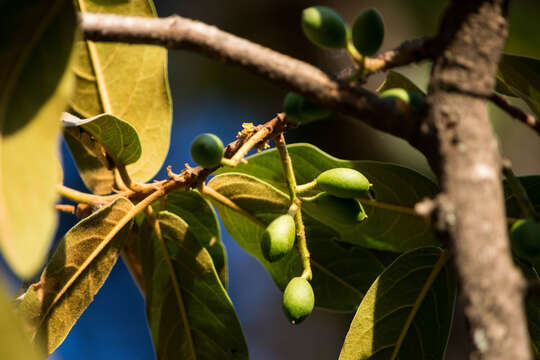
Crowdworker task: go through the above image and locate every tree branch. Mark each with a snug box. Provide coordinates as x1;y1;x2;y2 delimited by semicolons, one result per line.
424;1;530;359
79;12;431;149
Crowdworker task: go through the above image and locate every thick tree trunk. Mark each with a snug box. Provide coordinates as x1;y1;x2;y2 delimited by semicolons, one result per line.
424;1;530;359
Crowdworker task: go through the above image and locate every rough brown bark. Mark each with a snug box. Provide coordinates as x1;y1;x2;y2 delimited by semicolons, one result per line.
424;1;530;359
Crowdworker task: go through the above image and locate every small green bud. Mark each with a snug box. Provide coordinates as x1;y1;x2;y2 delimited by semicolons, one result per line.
380;88;425;110
190;133;224;168
283;92;331;125
352;8;384;56
282;277;315;324
261;214;296;262
302;6;348;49
316;168;371;198
510;219;540;262
307;192;367;225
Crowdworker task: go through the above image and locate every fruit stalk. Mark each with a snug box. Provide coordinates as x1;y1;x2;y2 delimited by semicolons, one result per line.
274;133;312;280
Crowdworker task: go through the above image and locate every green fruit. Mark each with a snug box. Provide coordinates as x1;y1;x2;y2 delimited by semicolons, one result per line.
283;92;331;125
380;88;425;110
282;277;315;324
380;88;410;103
510;219;540;261
316;168;371;198
352;8;384;56
301;6;348;49
305;192;367;225
190;133;224;168
261;214;296;262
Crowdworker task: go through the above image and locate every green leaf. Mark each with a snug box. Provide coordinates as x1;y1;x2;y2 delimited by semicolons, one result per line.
208;173;385;311
216;144;439;252
0;1;76;278
63;112;142;166
513;258;540;356
339;247;456;360
69;0;172;193
140;211;248;360
156;190;228;287
0;278;42;360
504;176;540;218
496;54;540;117
17;197;134;354
376;71;425;95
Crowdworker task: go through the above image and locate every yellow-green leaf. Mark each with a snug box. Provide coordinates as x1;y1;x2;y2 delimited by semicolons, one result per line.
69;0;172;193
339;247;456;360
140;211;248;359
17;197;134;354
496;54;540;117
63;112;142;165
0;278;42;360
376;71;425;95
0;1;76;278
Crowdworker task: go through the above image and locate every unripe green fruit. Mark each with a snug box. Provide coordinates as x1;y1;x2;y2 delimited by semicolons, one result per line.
307;192;367;225
510;219;540;262
302;6;348;49
283;92;331;125
380;88;425;110
352;8;384;56
316;168;371;198
190;133;224;168
282;277;315;324
261;214;296;262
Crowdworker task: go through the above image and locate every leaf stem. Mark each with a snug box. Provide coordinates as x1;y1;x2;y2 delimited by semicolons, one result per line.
57;184;109;204
295;179;318;195
117;163;154;192
274;133;312;280
502;161;539;220
200;185;265;227
55;204;76;214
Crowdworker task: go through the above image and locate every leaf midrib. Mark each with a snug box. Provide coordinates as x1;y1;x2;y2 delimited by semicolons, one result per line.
389;251;450;360
153;217;197;360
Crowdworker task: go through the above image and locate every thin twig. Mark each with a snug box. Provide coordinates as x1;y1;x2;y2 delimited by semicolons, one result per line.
55;204;76;214
274;133;312;280
58;113;288;211
490;93;540;136
222;121;276;167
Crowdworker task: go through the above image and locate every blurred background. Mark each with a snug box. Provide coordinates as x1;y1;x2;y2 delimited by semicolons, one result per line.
4;0;540;359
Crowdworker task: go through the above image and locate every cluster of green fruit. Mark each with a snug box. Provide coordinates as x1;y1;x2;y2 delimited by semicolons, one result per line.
283;6;425;126
283;6;385;125
263;167;371;324
302;6;384;55
510;218;540;264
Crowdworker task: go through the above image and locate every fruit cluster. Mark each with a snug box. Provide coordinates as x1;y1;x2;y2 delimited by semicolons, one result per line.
262;167;371;324
282;6;425;126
